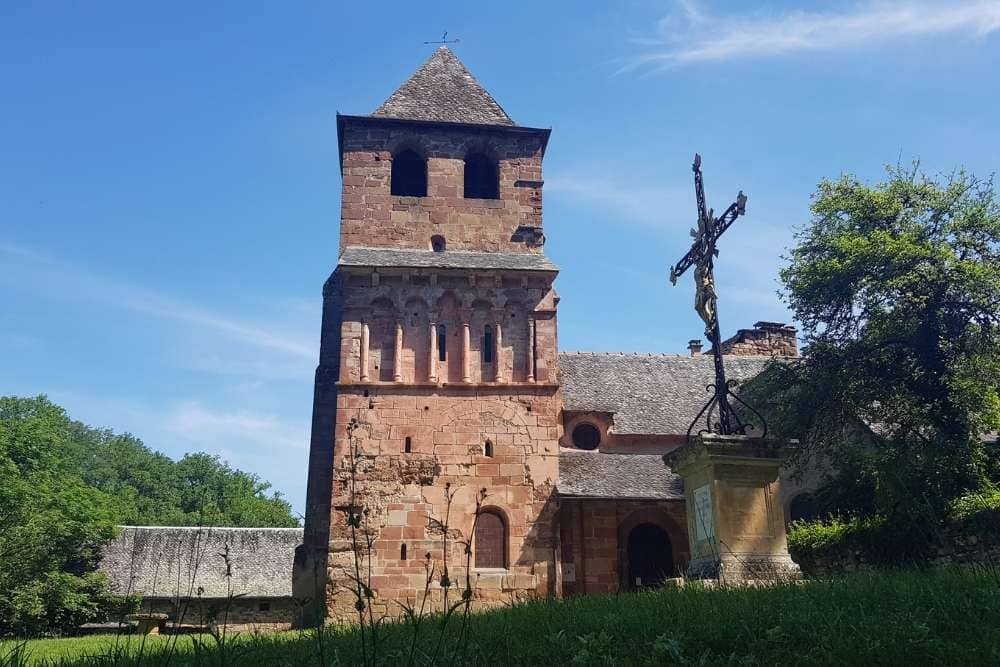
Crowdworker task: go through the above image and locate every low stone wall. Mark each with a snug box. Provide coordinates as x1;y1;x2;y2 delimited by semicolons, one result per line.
795;527;1000;575
136;597;297;632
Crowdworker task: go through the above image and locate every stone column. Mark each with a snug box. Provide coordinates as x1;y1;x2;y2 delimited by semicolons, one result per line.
461;321;471;383
359;322;370;382
428;322;438;384
494;321;504;383
664;434;801;583
393;322;403;383
527;316;536;383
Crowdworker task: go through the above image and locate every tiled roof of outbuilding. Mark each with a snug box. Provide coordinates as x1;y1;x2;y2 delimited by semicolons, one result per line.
339;247;558;272
372;47;515;126
98;526;302;599
558;451;684;500
558;353;772;436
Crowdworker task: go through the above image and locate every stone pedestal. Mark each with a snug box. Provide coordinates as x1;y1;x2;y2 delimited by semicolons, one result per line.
665;434;800;582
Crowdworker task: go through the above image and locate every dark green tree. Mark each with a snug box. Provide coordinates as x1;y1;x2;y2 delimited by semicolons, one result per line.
66;428;298;528
748;165;1000;524
0;394;299;635
0;396;127;635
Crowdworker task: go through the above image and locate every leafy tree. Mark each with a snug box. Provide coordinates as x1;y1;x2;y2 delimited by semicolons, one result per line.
65;427;299;528
0;396;127;635
0;395;299;635
748;165;1000;526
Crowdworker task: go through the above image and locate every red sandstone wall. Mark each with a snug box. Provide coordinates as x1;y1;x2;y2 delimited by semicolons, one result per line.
337;272;559;386
560;411;687;454
339;120;545;254
559;499;689;595
326;387;561;621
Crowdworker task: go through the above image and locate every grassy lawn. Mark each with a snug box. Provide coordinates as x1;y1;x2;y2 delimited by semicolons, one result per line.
4;566;1000;665
2;634;194;664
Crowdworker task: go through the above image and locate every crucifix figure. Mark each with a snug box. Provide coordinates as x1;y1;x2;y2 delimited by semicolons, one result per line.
669;154;763;439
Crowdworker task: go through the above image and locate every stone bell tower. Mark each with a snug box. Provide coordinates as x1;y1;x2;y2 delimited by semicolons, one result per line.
296;47;561;624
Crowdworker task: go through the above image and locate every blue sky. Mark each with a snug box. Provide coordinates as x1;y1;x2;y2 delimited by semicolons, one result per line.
2;1;998;517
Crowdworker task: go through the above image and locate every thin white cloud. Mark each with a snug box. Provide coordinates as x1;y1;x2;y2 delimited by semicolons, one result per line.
627;0;1000;69
0;241;315;360
546;174;691;228
165;402;309;452
178;354;312;382
546;173;794;337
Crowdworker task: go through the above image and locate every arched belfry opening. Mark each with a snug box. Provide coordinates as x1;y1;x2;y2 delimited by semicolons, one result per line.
625;523;673;589
391;148;427;197
464;152;499;199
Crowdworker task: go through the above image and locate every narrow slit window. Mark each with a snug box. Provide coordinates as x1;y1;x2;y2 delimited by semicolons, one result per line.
400;543;408;561
438;325;447;362
483;326;494;363
404;436;412;453
484;439;494;457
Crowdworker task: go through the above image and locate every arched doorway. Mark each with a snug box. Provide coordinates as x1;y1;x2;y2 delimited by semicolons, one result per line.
626;523;673;589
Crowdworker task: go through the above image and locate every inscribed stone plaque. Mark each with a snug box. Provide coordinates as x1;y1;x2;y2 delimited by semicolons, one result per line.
721;483;772;539
693;484;714;541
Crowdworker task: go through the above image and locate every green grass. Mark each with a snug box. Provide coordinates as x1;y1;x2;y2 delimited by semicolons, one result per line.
1;634;192;664
5;566;1000;666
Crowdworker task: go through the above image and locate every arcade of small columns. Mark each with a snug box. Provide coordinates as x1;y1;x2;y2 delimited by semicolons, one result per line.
358;315;538;384
342;277;554;387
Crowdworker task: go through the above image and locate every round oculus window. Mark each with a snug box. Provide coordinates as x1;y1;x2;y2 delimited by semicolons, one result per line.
571;423;601;450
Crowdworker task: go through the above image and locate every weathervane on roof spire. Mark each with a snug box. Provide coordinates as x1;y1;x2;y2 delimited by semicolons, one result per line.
669;154;766;441
423;31;460;45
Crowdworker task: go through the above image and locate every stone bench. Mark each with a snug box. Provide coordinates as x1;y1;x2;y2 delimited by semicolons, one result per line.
127;612;170;635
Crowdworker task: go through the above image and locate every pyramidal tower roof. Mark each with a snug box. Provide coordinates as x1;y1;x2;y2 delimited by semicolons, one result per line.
371;46;515;127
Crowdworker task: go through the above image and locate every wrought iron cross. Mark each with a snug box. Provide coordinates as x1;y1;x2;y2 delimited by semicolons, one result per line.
424;31;460;45
669;154;765;439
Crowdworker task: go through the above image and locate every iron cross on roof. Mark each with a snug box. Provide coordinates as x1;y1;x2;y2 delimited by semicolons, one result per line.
423;31;460;45
668;154;765;440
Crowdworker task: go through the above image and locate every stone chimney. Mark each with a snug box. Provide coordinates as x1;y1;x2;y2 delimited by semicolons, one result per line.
718;321;798;357
687;339;703;356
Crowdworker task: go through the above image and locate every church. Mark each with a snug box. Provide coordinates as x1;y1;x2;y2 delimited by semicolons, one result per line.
295;46;808;623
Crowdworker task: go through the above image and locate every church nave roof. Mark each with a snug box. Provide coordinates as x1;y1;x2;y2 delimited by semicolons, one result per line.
558;450;685;500
558;352;772;436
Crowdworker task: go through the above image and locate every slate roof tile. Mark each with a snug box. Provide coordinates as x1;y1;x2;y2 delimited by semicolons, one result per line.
372;47;514;126
558;450;684;500
99;526;303;599
339;246;558;272
558;352;772;436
